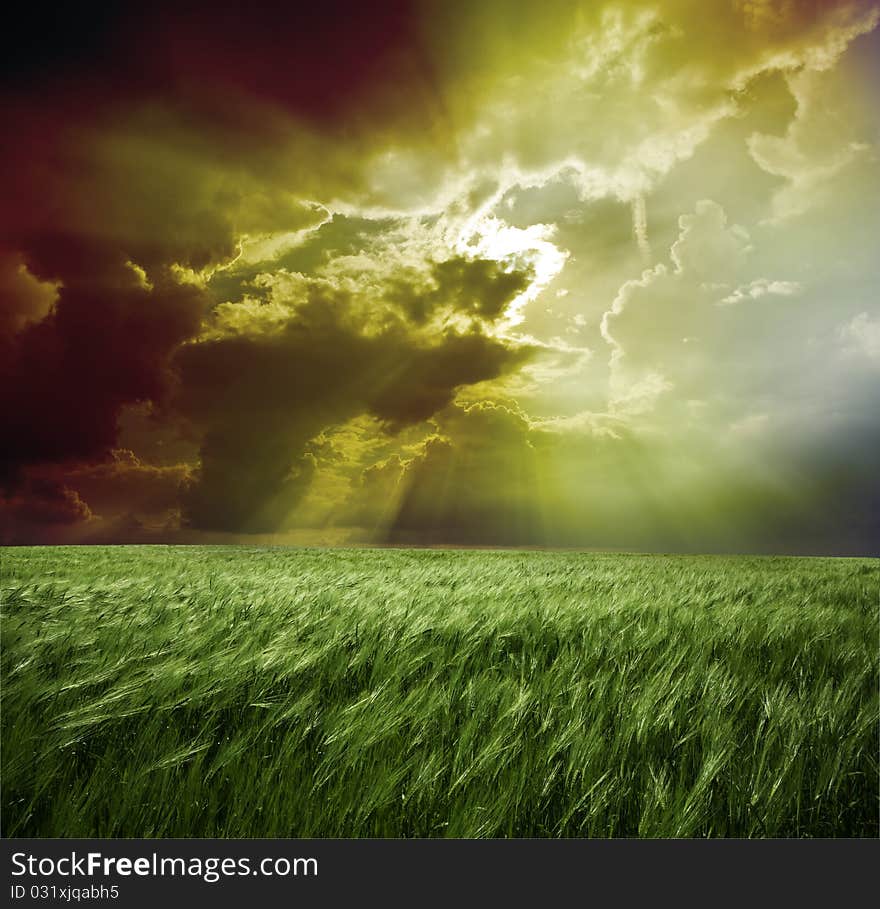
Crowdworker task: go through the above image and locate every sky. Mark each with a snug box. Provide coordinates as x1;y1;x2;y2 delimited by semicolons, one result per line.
1;0;878;554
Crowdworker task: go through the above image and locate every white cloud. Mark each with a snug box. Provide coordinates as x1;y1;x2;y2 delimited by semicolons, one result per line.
718;278;802;306
670;200;752;279
839;312;880;363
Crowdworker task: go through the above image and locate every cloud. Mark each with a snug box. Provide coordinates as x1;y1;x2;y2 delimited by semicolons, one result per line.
839;312;880;363
718;278;802;306
62;450;192;518
173;273;533;532
0;451;192;543
0;252;58;338
0;260;209;484
747;11;880;223
600;200;754;408
669;200;753;279
598;197;823;427
0;478;93;544
385;256;534;325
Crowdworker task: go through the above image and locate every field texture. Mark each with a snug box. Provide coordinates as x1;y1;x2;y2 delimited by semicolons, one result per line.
1;546;877;837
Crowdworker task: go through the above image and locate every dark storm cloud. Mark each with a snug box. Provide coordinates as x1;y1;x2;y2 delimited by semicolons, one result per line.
0;13;317;506
173;283;532;532
0;451;192;544
0;478;93;544
0;258;208;485
1;85;238;497
0;0;461;530
63;450;191;518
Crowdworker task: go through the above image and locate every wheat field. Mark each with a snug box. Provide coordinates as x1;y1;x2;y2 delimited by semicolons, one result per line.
1;546;877;837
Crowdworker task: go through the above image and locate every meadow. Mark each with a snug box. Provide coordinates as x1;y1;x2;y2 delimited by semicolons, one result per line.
1;546;877;837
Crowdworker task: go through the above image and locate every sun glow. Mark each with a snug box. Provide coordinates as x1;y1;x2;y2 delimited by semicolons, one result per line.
455;216;568;330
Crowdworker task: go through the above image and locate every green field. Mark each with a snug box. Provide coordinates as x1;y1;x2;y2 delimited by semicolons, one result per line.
1;546;877;837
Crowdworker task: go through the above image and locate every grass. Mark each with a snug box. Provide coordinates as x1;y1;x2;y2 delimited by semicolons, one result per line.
1;545;877;837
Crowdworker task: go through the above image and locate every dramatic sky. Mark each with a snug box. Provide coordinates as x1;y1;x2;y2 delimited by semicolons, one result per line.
1;0;878;553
